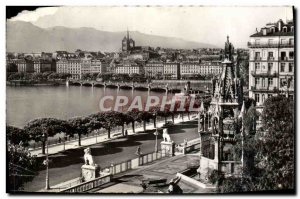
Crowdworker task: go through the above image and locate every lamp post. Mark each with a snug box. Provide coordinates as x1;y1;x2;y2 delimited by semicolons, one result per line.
63;135;67;151
153;112;156;129
42;132;50;190
154;128;159;153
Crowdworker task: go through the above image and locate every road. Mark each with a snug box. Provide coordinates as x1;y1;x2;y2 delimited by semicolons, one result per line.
23;119;199;192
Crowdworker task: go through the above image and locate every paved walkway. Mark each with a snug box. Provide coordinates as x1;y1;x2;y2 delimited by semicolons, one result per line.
92;154;213;194
29;114;197;156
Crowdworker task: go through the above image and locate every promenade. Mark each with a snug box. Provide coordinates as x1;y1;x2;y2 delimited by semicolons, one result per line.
29;114;197;157
24;114;199;191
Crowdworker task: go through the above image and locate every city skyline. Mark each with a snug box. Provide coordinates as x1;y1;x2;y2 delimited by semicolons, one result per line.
8;6;293;48
6;5;295;194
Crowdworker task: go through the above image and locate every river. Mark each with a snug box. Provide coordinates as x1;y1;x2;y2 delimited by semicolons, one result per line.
6;85;173;128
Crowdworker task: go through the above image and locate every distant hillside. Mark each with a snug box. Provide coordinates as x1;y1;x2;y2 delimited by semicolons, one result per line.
6;21;216;53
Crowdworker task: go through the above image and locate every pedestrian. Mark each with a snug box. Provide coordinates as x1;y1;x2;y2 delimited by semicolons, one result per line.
58;137;62;144
168;176;183;194
141;181;147;190
135;146;141;156
125;129;128;136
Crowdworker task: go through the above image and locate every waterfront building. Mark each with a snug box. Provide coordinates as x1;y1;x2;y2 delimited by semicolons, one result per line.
68;58;82;79
16;58;34;73
33;59;53;73
144;61;164;78
199;61;222;75
163;62;180;80
180;61;222;79
180;62;201;78
91;59;105;74
81;57;92;74
115;61;143;75
56;57;104;79
56;59;69;74
248;19;294;112
198;36;245;180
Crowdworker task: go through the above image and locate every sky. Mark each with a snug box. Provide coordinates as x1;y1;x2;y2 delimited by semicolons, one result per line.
9;6;294;48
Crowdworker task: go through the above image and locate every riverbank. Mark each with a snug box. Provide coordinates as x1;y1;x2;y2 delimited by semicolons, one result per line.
7;80;65;86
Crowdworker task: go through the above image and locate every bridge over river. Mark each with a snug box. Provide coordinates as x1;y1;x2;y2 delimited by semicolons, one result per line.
68;80;212;94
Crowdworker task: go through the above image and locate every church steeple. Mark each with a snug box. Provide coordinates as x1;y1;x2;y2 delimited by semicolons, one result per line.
122;27;135;52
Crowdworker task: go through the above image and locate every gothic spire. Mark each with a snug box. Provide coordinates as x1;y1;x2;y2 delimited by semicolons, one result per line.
127;27;129;39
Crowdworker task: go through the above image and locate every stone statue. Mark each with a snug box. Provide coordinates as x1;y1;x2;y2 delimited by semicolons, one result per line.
162;128;172;142
84;147;95;166
224;36;234;61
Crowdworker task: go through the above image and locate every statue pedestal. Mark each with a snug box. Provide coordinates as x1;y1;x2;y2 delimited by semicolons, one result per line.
161;141;175;157
81;164;100;182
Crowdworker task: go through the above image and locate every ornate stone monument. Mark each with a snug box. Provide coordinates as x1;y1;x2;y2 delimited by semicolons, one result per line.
81;147;100;182
161;129;175;157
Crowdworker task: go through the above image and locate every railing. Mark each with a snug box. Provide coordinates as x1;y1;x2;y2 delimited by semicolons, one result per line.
250;71;278;77
250;86;278;92
59;150;168;193
176;138;201;154
248;42;294;48
280;42;294;48
279;57;292;61
100;150;167;176
267;57;275;61
61;173;111;193
253;57;262;61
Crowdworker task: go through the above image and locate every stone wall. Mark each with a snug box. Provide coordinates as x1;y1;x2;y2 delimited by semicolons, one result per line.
199;156;217;181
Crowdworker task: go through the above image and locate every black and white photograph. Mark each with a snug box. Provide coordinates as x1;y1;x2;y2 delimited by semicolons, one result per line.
5;5;295;194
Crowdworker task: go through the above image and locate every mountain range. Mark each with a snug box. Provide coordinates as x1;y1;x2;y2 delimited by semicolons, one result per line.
6;21;216;53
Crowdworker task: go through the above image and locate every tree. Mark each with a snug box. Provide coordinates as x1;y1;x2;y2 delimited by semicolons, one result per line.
149;106;161;128
24;118;73;154
258;95;294;191
68;117;90;146
42;71;53;80
81;73;91;80
238;55;249;87
90;111;125;139
156;105;173;124
7;125;30;147
7;63;18;73
126;109;142;133
8;143;39;191
48;72;60;80
220;176;254;193
31;73;44;81
243;105;259;135
138;111;154;132
106;111;127;136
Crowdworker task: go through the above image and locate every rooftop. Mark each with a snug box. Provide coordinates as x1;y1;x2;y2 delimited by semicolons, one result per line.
250;31;294;37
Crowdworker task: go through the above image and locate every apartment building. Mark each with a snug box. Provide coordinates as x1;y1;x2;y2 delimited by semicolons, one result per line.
163;62;180;80
115;61;143;75
180;62;201;77
144;61;164;78
248;19;294;111
56;59;69;74
16;59;34;73
33;59;53;73
68;58;82;79
199;61;222;75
